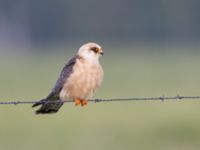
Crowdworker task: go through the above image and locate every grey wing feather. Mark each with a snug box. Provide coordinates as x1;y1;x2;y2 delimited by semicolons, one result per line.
46;56;77;100
32;56;77;109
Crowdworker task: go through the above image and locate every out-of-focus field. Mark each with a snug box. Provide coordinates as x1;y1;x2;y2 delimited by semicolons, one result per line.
0;45;200;150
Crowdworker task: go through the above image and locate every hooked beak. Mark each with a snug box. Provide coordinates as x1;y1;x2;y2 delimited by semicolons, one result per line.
99;48;104;56
100;51;104;56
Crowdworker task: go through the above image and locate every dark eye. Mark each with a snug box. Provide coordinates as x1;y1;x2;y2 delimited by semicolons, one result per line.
90;47;99;53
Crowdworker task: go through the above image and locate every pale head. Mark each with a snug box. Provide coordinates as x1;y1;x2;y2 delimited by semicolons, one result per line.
77;42;103;63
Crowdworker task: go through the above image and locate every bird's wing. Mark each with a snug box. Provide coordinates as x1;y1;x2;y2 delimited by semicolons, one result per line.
46;56;77;100
32;56;77;109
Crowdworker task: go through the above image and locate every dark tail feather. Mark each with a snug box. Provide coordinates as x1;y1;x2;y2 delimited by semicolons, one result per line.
32;99;64;114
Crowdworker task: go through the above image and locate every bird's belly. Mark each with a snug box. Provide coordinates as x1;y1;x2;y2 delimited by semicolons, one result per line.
60;64;103;101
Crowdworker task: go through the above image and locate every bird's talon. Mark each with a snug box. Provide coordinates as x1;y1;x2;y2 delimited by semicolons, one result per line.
74;99;82;106
81;100;88;106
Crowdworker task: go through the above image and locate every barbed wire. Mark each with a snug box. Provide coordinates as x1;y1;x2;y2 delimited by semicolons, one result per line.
0;95;200;105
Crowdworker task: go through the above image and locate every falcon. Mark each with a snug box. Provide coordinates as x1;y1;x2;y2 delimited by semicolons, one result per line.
32;42;104;114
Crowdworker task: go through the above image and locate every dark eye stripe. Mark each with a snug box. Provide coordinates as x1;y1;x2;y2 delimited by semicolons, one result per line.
91;47;99;53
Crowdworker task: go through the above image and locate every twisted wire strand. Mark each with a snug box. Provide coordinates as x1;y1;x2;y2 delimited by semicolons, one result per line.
0;95;200;105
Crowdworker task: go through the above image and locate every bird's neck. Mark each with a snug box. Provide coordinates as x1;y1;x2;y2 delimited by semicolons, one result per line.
76;54;100;66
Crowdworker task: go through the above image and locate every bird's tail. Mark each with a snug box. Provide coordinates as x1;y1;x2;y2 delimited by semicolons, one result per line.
32;99;64;114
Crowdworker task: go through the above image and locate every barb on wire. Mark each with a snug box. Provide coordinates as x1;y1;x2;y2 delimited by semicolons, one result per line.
0;95;200;105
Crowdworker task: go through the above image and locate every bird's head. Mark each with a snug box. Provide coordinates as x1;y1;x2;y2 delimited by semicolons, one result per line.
77;42;103;63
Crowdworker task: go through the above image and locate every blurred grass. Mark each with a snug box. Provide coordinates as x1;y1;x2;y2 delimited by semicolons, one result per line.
0;45;200;150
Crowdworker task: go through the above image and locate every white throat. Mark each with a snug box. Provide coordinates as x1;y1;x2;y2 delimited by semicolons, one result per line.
78;49;100;65
83;53;100;65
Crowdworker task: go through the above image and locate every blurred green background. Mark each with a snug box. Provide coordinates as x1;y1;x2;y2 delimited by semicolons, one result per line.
1;0;200;150
1;46;200;150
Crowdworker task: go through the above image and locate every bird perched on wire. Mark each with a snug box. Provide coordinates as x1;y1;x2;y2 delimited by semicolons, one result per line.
32;42;104;114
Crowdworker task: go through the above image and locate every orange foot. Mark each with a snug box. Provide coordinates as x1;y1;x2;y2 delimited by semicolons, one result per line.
81;99;88;106
75;99;82;106
74;99;88;106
